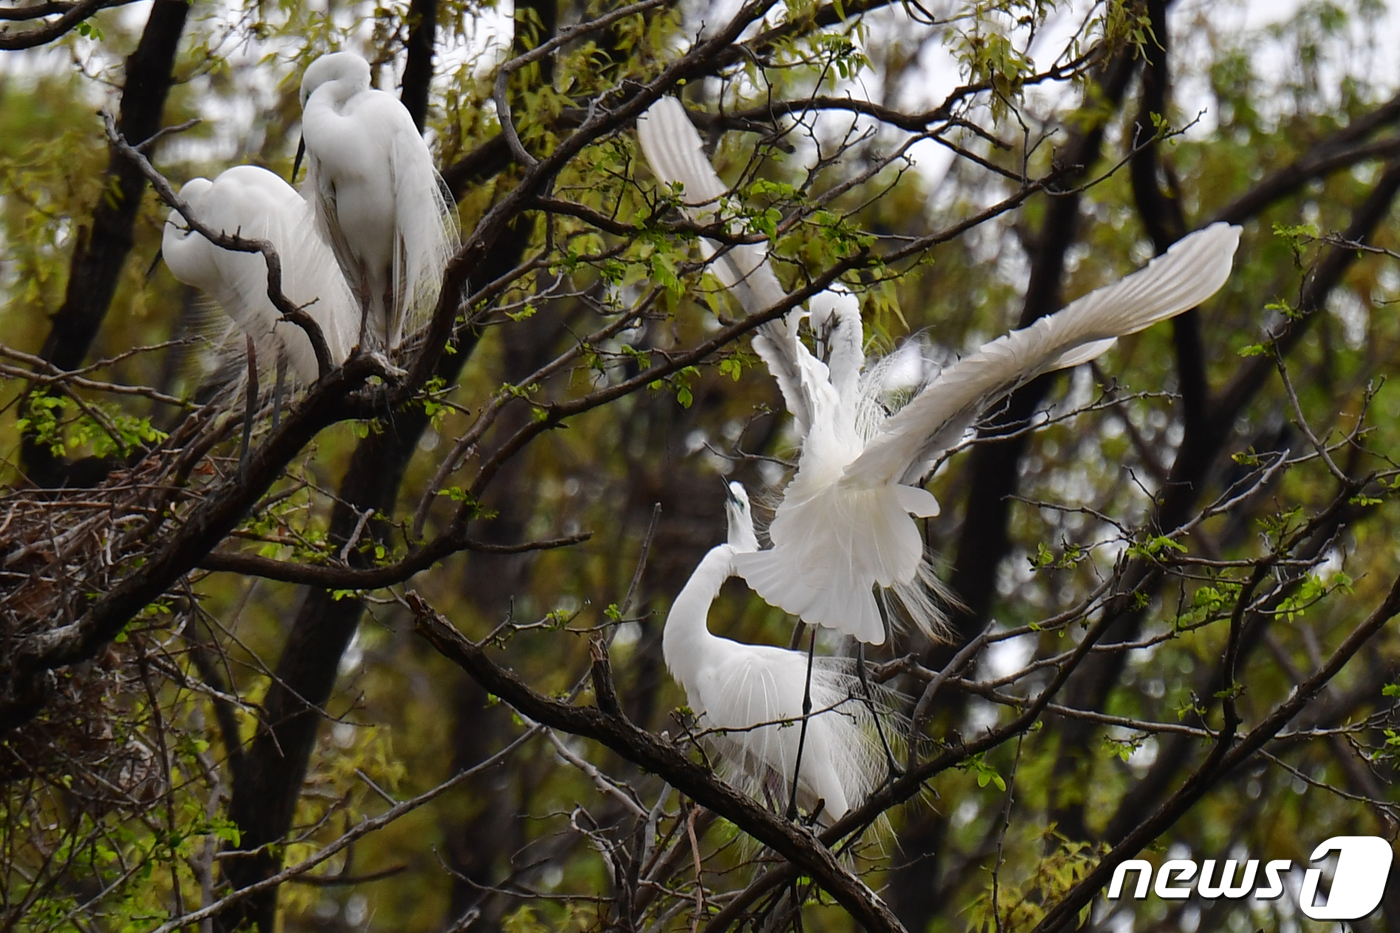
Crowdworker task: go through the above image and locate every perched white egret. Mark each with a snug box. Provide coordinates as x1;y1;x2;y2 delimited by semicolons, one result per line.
161;165;356;386
636;96;1242;644
663;482;902;825
297;50;458;353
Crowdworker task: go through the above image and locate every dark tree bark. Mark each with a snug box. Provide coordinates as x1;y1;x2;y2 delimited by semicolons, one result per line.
20;0;190;489
399;0;438;132
943;49;1140;642
441;269;574;927
888;47;1141;931
211;1;581;923
1045;159;1400;845
214;226;534;933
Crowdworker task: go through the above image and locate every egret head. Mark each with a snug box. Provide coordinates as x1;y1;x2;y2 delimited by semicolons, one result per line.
807;285;860;339
299;51;371;108
723;482;759;553
161;178;217;287
164;177;214;240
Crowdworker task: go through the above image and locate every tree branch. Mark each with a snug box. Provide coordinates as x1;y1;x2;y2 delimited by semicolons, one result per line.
410;595;909;933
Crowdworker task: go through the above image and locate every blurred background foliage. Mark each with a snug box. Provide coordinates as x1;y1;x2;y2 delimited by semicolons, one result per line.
5;0;1400;931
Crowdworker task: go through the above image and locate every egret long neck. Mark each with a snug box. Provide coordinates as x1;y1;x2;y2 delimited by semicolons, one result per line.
662;545;734;689
312;79;362;113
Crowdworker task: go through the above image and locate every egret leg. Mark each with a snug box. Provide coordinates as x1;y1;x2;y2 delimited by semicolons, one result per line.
238;335;259;481
271;352;287;433
357;286;371;352
781;880;806;933
856;641;903;782
785;632;817;821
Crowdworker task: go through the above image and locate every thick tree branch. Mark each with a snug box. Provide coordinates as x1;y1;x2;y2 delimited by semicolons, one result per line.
398;0;437;132
0;0;131;49
411;597;908;933
198;531;590;588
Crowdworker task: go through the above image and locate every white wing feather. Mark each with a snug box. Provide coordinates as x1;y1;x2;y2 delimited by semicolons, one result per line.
384;100;459;348
636;97;816;436
846;222;1242;487
664;508;901;826
736;222;1241;640
300;56;457;352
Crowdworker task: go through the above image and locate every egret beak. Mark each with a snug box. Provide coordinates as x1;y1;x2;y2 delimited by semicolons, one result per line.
145;249;164;282
723;478;740;506
291;135;306;184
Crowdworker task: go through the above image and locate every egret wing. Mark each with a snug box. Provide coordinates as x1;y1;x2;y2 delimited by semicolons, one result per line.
306;156;366;313
808;287;864;405
380;94;459;347
637;97;816;435
844;222;1242;488
222;167;355;380
166;167;357;383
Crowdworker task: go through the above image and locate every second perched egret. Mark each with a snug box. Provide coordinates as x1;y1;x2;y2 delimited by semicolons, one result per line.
297;50;458;353
662;482;901;825
161;165;355;386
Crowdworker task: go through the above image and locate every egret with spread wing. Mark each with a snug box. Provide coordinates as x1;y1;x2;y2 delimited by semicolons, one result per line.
638;97;937;793
733;222;1243;643
296;50;458;354
640;97;1241;801
663;483;902;826
637;97;1241;644
636;98;944;644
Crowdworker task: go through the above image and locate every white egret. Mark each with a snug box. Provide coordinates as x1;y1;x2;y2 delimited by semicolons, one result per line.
162;165;355;384
735;222;1242;643
635;96;1242;644
638;97;932;788
162;165;356;468
636;98;943;646
296;50;458;354
663;482;902;825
